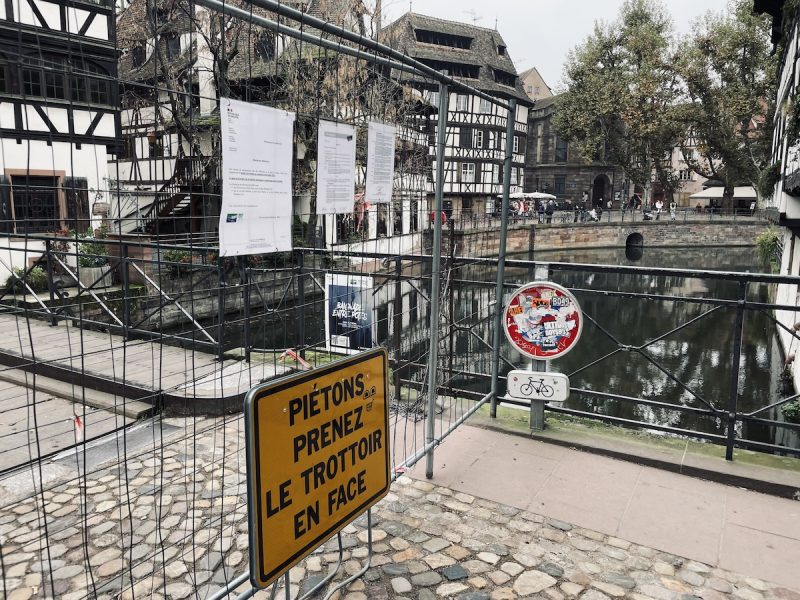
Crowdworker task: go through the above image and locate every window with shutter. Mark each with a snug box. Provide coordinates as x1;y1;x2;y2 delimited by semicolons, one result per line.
64;177;90;233
460;128;473;148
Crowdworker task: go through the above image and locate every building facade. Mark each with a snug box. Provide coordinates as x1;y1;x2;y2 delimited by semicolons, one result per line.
382;13;533;220
524;96;623;207
525;95;711;209
754;0;800;411
0;0;118;272
112;0;431;254
519;67;553;103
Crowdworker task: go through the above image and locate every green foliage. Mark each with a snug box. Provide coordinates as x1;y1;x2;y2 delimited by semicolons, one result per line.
247;253;291;268
6;266;48;293
782;400;800;423
77;228;108;268
162;249;192;277
555;0;776;203
675;0;776;198
757;161;782;200
554;0;682;197
756;228;781;269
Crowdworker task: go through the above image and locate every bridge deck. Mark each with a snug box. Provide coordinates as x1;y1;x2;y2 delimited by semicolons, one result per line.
0;314;288;413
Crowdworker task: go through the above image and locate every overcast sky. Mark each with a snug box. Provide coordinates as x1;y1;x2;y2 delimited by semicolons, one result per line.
381;0;731;90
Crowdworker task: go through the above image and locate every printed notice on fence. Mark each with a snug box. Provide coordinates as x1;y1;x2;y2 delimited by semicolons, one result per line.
219;98;295;255
365;122;396;204
244;349;390;589
316;120;357;214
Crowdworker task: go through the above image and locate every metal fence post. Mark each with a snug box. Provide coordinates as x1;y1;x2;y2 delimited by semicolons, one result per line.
44;239;56;326
424;79;448;479
490;98;517;418
726;281;747;461
121;244;131;339
297;250;306;360
217;259;226;363
393;257;402;404
241;256;251;363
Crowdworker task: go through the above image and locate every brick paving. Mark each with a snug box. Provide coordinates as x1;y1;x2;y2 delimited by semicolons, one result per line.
0;416;798;600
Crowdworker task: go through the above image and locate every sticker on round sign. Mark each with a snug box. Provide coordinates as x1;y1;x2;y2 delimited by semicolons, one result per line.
503;281;583;360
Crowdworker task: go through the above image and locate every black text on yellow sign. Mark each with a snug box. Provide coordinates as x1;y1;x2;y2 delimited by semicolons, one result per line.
244;348;390;589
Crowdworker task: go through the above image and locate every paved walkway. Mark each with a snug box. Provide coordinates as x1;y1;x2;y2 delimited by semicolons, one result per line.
0;418;798;600
409;425;800;591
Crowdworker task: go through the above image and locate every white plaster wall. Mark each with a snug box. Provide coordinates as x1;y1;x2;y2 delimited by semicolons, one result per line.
0;139;110;276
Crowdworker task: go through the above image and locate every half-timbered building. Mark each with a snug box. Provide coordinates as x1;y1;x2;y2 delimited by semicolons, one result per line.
381;13;532;221
0;0;118;270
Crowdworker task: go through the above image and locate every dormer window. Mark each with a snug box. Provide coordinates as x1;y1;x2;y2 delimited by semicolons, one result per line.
415;29;473;50
494;69;516;87
418;58;479;79
498;45;506;56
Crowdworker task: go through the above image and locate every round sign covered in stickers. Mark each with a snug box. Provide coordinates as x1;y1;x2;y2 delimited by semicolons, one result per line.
503;282;583;360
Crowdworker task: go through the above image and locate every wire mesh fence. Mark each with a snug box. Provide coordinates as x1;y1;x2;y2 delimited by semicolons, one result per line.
0;0;526;595
0;0;796;598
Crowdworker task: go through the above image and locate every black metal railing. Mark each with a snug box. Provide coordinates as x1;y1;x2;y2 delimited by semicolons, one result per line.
1;232;798;461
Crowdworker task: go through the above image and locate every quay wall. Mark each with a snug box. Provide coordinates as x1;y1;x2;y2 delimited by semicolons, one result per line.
428;220;769;257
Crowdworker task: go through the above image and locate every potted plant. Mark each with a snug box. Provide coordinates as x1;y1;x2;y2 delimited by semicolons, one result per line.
162;249;193;277
5;266;49;294
783;400;800;424
77;227;112;289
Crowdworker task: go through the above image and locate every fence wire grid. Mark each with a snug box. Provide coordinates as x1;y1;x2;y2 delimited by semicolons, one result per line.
0;0;797;599
0;0;526;597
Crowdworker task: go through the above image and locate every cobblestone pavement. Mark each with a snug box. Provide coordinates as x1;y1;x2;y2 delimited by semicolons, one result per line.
0;417;798;600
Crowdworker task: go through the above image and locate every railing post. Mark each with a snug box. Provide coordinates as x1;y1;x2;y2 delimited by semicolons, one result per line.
528;225;535;262
241;256;251;363
489;99;517;419
45;238;57;326
121;244;131;339
726;281;747;461
393;257;402;405
424;79;448;479
448;218;456;399
296;250;306;360
217;259;226;363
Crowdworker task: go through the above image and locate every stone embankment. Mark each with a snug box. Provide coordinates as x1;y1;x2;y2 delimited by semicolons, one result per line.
430;220;768;257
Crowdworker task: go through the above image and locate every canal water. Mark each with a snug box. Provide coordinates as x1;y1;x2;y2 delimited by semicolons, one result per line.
218;246;797;452
501;246;796;453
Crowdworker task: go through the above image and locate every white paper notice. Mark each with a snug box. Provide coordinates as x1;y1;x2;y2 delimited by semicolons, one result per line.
219;98;295;256
317;120;357;214
365;122;396;204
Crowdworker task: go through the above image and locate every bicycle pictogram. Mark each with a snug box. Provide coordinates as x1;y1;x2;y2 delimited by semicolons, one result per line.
519;376;554;398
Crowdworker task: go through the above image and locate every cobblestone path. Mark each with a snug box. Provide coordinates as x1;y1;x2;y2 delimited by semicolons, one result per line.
0;417;797;600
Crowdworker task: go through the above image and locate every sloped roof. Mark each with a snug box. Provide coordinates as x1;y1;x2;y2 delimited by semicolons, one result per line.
529;93;558;113
381;12;532;105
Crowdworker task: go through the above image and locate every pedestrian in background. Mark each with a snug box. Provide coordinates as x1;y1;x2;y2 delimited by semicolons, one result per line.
669;200;677;221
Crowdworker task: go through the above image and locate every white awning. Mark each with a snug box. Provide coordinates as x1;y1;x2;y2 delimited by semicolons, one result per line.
689;186;756;201
497;192;557;200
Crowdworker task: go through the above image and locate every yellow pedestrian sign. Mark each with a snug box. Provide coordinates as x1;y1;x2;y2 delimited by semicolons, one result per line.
244;348;390;588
